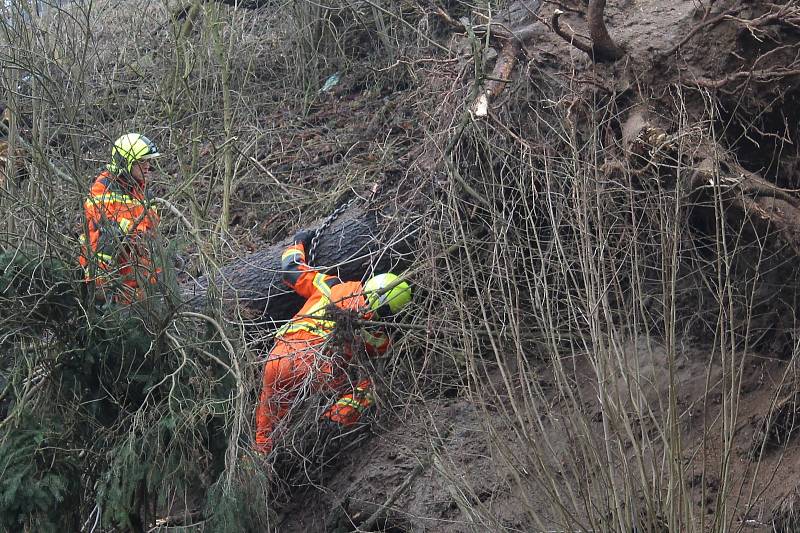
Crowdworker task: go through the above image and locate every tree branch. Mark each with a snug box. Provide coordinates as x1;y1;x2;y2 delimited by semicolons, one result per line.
551;9;594;55
470;40;522;117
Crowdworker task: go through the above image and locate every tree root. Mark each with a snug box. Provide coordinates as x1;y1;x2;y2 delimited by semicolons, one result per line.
621;112;800;258
551;0;625;63
685;156;800;256
661;7;742;57
692;67;800;90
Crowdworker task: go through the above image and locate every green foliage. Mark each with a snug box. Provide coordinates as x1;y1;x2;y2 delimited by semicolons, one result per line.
0;250;77;334
206;462;275;533
0;249;239;530
0;410;81;532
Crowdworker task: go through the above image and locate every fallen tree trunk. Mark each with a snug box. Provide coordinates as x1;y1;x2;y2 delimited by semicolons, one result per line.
181;207;416;323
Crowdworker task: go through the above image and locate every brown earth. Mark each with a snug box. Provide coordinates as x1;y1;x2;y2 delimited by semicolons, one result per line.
226;0;800;531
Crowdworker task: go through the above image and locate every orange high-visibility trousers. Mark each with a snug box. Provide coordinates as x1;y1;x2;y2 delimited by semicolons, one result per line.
254;331;374;455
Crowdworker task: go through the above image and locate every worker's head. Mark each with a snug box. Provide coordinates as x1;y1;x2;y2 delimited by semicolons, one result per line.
109;133;160;181
364;273;412;319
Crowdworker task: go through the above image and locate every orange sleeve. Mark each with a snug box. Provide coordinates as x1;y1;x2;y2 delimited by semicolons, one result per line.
281;243;342;299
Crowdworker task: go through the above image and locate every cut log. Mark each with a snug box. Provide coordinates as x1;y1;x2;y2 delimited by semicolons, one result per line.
181;208;416;322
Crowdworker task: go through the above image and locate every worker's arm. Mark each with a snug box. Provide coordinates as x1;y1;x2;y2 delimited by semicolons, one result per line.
118;202;159;240
281;241;342;299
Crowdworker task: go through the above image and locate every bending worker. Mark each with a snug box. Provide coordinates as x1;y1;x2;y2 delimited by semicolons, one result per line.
79;133;161;303
254;230;412;455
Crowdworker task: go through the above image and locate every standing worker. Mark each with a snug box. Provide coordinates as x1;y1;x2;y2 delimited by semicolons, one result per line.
79;133;161;304
254;230;412;455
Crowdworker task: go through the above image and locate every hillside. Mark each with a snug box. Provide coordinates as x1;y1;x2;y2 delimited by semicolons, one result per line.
2;0;800;531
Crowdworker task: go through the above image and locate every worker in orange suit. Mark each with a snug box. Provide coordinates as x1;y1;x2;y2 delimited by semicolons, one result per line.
254;229;412;455
79;133;161;304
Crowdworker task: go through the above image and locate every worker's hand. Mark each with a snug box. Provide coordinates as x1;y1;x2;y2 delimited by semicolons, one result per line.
293;228;316;248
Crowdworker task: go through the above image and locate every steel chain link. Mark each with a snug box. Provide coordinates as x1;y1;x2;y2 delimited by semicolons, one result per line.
307;195;359;265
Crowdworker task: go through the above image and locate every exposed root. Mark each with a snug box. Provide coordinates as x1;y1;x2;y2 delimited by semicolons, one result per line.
661;7;743;57
693;67;800;90
587;0;625;62
619;109;800;259
688;159;800;257
551;0;625;63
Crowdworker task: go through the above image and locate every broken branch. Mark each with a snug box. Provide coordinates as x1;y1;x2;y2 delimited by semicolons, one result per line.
470;40;522;117
551;9;594;56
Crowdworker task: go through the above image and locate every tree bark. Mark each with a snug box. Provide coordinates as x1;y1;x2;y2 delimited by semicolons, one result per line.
181;208;416;322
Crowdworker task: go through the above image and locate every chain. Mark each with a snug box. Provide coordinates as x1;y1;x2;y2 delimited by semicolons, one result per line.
307;195;360;265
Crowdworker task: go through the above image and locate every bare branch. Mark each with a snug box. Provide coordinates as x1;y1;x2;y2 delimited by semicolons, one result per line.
551;9;594;55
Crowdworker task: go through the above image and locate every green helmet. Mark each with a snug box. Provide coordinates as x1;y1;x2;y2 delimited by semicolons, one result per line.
364;273;412;318
110;133;160;174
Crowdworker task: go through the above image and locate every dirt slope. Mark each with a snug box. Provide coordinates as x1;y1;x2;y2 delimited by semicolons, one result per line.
258;1;800;531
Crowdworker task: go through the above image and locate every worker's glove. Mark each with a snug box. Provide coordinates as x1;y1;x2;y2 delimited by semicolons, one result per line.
293;228;316;249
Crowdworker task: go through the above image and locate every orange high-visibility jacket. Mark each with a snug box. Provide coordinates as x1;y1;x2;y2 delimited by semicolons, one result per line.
79;170;160;295
277;242;390;355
